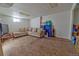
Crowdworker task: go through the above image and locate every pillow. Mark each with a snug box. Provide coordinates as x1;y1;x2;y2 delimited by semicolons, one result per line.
32;28;36;32
28;28;31;31
37;28;41;33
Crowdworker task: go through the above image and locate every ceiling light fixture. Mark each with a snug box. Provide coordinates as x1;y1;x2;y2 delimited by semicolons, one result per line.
13;18;20;22
19;11;30;16
0;13;25;20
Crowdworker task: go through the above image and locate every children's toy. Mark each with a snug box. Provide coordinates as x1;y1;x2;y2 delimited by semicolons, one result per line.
72;24;79;45
72;36;76;45
43;20;53;37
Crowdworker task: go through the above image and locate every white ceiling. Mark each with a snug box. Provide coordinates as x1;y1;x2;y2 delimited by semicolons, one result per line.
0;3;73;19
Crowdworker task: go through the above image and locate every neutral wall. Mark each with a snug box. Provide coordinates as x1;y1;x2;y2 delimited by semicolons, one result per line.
0;17;30;32
30;10;71;40
42;10;71;40
73;8;79;24
30;17;40;28
0;18;5;24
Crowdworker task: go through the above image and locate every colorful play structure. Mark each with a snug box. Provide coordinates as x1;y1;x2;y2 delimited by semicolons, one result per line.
41;20;55;37
72;24;79;45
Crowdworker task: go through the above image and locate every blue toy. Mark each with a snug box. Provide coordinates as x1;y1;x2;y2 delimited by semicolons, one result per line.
43;20;53;37
72;36;76;45
72;25;77;45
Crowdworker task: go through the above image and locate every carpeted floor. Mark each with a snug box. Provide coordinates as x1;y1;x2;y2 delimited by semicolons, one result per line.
2;36;79;56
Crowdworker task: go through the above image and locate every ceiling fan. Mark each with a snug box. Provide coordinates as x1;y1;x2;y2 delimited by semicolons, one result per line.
49;3;58;8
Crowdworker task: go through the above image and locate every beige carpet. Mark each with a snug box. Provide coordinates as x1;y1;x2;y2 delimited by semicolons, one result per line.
2;36;79;56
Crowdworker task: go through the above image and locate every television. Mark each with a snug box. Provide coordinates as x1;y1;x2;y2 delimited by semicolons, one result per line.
0;23;9;36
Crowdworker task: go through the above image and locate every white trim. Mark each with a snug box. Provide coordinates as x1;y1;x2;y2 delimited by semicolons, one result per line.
69;3;77;40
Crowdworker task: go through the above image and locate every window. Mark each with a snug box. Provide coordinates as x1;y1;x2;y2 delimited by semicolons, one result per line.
13;18;20;22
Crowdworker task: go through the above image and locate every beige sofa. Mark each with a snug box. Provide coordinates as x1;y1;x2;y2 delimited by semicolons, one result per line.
12;32;28;38
12;27;28;38
28;28;45;37
11;27;45;38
